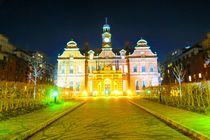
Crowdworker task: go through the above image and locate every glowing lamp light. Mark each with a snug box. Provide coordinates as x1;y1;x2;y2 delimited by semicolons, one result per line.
52;91;59;103
105;90;109;95
127;90;131;95
83;90;87;96
65;91;69;95
93;91;98;96
53;91;58;97
147;90;151;94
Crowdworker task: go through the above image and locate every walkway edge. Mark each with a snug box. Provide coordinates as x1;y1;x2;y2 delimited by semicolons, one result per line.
11;101;86;140
128;100;210;140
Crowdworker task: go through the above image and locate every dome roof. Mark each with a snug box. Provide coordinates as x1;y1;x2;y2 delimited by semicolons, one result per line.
66;40;77;48
137;38;148;46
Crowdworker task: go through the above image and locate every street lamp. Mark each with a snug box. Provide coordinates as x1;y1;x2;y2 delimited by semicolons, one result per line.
52;91;58;103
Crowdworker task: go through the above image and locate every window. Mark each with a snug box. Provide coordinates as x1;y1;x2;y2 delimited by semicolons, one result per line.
92;66;95;72
119;65;122;71
142;80;146;88
61;66;65;74
78;66;82;73
142;65;146;72
198;73;202;78
70;66;74;73
90;54;93;59
89;80;92;92
123;80;126;92
112;65;116;70
150;64;154;72
189;76;192;82
135;80;139;90
70;81;73;91
124;65;128;73
76;81;80;91
133;64;137;72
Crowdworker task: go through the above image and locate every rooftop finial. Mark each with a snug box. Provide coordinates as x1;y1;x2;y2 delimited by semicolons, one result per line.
105;17;108;24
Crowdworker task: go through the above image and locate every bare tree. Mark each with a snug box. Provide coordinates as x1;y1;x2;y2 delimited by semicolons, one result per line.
172;64;186;96
28;53;45;99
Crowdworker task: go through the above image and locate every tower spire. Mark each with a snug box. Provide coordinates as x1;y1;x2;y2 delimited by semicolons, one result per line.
105;17;108;24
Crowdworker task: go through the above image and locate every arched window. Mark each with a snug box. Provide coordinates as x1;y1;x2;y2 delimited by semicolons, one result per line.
78;66;82;73
142;65;146;72
142;80;146;88
133;64;137;72
76;81;80;91
150;64;154;72
135;80;139;90
70;66;74;73
70;81;73;91
61;66;65;74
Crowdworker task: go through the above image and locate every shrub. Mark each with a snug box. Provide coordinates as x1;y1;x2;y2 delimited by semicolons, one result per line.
141;81;210;114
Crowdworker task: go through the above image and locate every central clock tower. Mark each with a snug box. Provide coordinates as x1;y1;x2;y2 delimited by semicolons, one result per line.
102;18;112;48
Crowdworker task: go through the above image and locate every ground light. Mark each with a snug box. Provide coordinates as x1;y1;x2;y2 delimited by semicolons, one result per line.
52;91;59;103
127;90;132;96
93;90;98;96
83;90;87;96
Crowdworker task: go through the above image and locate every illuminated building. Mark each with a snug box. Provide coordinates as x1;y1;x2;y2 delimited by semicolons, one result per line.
57;19;159;96
163;32;210;84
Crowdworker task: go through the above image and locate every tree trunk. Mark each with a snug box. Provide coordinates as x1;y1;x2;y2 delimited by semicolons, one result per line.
33;76;37;100
179;81;182;96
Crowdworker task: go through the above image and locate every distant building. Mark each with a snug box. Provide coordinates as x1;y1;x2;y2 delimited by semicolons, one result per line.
0;34;18;81
163;32;210;84
57;20;159;96
0;34;54;83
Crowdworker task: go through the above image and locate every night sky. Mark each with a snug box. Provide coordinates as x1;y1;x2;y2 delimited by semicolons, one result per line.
0;0;210;64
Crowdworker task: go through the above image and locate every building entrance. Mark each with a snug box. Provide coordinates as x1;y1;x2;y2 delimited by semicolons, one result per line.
104;79;111;95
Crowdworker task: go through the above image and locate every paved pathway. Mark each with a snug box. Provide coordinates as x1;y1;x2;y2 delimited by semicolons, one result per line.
29;97;189;140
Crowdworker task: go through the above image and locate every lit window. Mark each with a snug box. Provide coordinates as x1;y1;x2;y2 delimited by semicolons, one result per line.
124;65;128;73
89;80;92;92
78;66;82;73
135;80;139;90
61;66;65;74
92;66;95;72
189;76;192;82
198;73;202;78
133;64;137;72
70;81;73;91
150;64;154;72
204;64;207;68
167;69;170;74
119;65;122;71
142;80;146;88
142;65;146;72
123;80;126;92
76;81;80;91
112;65;116;70
70;66;74;73
90;54;93;60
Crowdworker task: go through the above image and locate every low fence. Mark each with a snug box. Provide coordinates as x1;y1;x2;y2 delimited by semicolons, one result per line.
141;81;210;113
0;81;55;113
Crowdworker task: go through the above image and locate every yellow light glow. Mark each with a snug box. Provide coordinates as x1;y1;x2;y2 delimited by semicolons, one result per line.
83;90;87;96
198;73;202;78
93;90;98;96
127;90;132;96
65;91;69;95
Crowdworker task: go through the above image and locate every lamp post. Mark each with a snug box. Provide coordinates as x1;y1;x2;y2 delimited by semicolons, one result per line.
53;91;58;103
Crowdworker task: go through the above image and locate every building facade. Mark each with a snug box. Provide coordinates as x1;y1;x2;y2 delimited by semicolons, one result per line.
0;34;54;83
163;32;210;84
57;22;159;96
